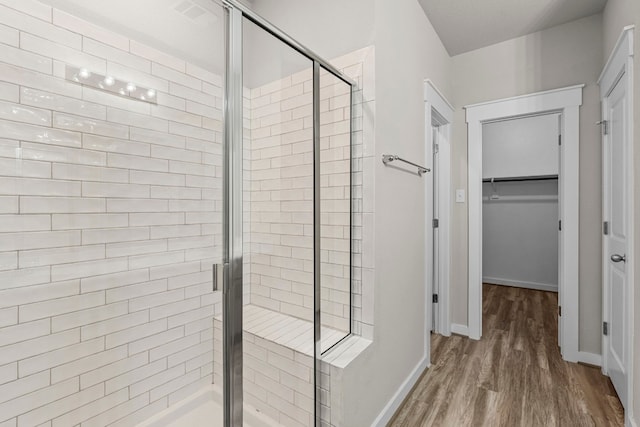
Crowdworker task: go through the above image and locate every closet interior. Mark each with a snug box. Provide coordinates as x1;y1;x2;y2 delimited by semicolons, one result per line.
482;113;560;293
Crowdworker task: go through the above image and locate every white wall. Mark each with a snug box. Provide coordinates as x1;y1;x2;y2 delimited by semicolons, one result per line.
248;1;453;425
482;114;560;179
602;0;640;422
451;14;604;354
483;180;559;291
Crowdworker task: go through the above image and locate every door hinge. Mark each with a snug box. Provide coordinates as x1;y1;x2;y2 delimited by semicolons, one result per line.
433;218;439;228
598;120;609;135
433;143;439;154
433;294;438;303
603;221;609;235
558;306;562;317
558;134;562;146
559;220;562;231
603;321;609;336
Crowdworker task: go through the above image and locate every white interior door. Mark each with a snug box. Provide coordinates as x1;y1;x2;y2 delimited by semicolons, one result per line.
604;73;629;407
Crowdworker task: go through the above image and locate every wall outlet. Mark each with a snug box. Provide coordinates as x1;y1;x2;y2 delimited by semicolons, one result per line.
456;189;466;203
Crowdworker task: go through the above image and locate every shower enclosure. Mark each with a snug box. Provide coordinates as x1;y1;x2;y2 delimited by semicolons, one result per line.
0;0;357;426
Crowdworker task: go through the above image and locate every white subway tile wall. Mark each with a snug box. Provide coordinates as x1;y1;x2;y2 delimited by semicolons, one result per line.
0;0;372;424
0;1;225;426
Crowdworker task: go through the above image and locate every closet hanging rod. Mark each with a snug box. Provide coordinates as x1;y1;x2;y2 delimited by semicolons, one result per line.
482;175;558;183
382;154;430;176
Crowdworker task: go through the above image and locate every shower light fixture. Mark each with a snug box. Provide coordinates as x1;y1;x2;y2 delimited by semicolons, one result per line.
65;65;158;105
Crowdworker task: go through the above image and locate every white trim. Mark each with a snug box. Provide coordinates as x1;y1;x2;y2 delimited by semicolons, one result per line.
424;80;453;339
629;414;638;427
600;25;634;422
451;323;469;336
371;355;429;427
577;351;602;367
465;85;583;365
483;277;558;293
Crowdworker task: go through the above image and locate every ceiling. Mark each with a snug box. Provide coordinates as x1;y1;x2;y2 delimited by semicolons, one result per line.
418;0;608;56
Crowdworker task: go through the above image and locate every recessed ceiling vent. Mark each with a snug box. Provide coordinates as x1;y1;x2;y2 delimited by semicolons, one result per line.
174;0;207;20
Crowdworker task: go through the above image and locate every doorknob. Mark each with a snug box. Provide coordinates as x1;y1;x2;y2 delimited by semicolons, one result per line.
611;254;626;263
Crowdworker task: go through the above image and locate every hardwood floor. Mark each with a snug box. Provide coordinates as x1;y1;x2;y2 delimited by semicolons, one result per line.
389;284;624;427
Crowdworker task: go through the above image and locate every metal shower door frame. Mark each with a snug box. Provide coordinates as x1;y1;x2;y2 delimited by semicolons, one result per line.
221;1;356;425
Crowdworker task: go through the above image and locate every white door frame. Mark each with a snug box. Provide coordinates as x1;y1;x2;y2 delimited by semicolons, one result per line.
599;25;634;421
465;85;583;363
424;80;453;342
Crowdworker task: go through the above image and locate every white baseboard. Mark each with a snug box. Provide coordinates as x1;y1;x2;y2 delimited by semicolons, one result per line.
483;277;558;293
628;413;638;427
451;323;469;336
371;355;429;427
577;351;602;367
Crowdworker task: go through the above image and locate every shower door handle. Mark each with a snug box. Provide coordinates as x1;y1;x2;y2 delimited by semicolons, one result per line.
213;263;226;291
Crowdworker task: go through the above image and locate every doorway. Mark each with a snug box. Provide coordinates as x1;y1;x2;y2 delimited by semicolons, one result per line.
465;85;583;362
424;80;453;354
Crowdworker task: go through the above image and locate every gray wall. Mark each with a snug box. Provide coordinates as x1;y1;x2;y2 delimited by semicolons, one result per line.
450;14;604;354
602;0;640;421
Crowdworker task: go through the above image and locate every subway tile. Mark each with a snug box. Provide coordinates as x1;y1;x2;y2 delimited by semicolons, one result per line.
0;279;78;309
51;256;128;282
52;163;129;183
129;288;183;313
130;127;185;149
0;120;80;148
105;319;167;351
81;86;151;115
19;291;104;322
149;260;200;281
0;329;78;366
130;170;185;187
83;134;150;156
80;352;148;390
0;82;18;103
0;214;49;233
105;239;167;259
105;278;167;304
169;83;215;108
129;363;183;397
83;37;149;71
128;326;184;356
21;87;106;120
80;268;149;293
107;107;167;132
0;318;49;347
0;197;18;214
0;361;17;385
107;152;168;172
52;213;128;230
82;182;149;198
0;266;50;291
149;369;199;403
81;226;149;245
51;301;128;333
149;224;201;240
149;297;200;322
50;345;127;384
53;112;128;139
81;310;149;341
0;23;17;46
0;307;18;328
149;186;201;200
51;387;128;427
20;196;105;214
0;252;16;272
52;10;128;51
0;42;51;73
20;142;105;166
19;244;104;268
0;62;81;99
0;230;80;252
0;377;78;425
17;382;103;427
130;41;184;72
18;336;104;378
0;6;81;48
20;33;105;74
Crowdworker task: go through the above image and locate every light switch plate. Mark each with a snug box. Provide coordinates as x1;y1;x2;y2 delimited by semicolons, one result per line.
456;189;465;203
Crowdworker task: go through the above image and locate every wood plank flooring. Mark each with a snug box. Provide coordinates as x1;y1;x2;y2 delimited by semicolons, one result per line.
389;284;624;426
